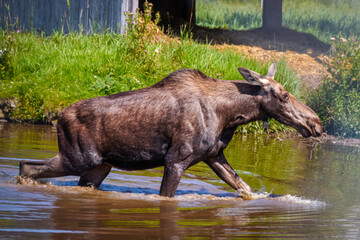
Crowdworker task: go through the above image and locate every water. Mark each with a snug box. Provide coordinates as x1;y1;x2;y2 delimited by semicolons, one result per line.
0;122;360;239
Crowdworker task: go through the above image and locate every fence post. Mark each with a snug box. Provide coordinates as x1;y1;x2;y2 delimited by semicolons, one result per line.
0;0;139;34
262;0;282;33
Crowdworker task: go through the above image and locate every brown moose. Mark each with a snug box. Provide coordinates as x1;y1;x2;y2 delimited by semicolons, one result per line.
19;63;322;199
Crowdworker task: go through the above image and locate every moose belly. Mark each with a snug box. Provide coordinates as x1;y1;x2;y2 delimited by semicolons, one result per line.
103;145;167;171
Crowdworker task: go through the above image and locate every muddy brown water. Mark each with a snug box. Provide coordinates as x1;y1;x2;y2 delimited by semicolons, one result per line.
0;122;360;239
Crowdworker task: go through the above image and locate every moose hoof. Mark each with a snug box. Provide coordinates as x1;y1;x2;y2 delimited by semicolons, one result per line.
77;180;99;189
19;160;45;179
238;189;254;200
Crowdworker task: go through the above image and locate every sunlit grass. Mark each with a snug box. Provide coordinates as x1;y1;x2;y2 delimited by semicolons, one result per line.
196;0;262;30
196;0;360;42
283;0;360;42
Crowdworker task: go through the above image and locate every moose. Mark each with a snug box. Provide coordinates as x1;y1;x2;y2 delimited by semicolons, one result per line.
19;63;322;199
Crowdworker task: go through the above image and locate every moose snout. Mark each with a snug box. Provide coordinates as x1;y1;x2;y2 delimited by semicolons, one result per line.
314;123;322;137
310;122;322;137
294;103;323;138
305;118;323;138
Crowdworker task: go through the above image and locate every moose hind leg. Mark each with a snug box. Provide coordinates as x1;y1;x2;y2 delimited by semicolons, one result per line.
78;163;112;188
19;154;67;179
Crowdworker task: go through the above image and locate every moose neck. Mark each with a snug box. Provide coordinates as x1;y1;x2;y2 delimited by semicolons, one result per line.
215;80;266;130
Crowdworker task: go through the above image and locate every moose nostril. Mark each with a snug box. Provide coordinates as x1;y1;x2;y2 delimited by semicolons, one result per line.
312;124;322;137
307;121;322;137
316;127;322;137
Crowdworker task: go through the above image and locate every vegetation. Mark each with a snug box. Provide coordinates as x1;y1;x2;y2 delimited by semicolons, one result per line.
196;0;360;43
0;2;299;134
308;37;360;138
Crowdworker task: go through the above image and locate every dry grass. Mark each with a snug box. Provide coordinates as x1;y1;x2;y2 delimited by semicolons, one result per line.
213;43;330;89
192;26;331;89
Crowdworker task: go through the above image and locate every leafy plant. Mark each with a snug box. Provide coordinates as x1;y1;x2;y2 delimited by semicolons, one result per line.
309;37;360;138
124;1;160;55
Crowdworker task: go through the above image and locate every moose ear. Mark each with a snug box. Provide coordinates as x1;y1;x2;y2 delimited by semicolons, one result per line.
238;67;269;86
265;62;276;78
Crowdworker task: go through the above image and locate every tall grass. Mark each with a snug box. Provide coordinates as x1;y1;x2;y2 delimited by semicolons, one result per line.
196;0;360;42
197;0;262;30
0;2;300;133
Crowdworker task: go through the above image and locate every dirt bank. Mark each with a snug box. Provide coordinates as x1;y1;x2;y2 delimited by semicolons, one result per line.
192;26;331;89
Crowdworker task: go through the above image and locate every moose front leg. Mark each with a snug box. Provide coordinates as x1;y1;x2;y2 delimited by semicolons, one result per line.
205;151;254;199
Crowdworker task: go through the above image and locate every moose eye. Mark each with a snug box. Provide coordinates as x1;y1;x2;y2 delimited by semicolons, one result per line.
282;93;289;101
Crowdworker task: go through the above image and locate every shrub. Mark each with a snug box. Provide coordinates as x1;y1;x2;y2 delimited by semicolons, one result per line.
124;1;160;55
308;37;360;138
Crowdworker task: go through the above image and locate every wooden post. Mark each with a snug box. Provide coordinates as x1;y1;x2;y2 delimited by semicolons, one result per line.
120;0;139;34
262;0;282;33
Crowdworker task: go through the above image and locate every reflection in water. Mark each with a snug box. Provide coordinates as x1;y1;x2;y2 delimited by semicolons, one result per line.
0;122;360;239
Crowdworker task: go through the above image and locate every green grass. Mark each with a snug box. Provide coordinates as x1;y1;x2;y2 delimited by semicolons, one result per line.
283;0;360;42
196;0;262;31
196;0;360;43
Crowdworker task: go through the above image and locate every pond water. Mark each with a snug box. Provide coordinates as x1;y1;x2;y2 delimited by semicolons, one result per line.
0;122;360;239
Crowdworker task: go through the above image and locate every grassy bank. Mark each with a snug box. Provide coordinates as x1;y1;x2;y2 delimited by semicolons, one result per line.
196;0;360;43
0;5;300;134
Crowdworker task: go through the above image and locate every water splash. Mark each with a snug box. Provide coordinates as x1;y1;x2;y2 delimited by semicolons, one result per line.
12;176;325;207
272;194;326;207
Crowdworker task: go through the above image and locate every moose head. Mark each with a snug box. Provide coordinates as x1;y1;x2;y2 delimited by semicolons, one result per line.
238;63;322;138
